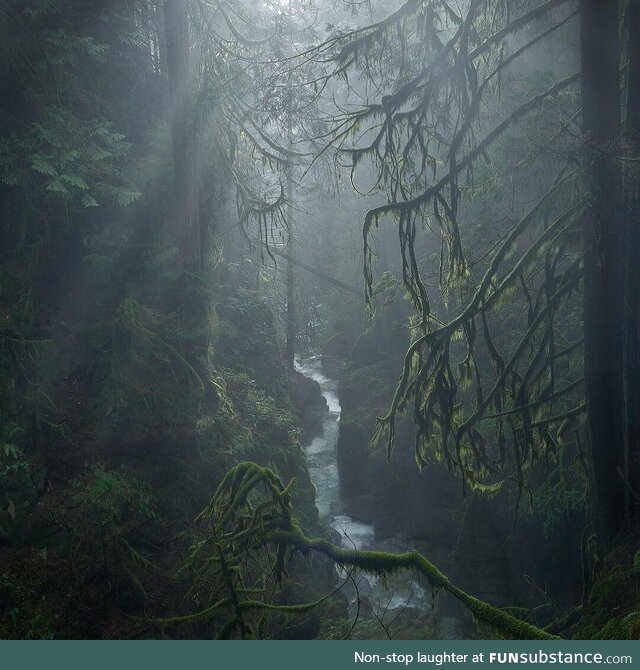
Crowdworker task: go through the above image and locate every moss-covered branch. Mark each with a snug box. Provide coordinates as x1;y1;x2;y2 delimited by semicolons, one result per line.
270;520;560;641
184;462;560;640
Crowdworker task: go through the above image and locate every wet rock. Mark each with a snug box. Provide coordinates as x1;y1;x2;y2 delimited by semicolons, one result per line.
346;494;374;523
328;526;343;546
292;369;327;440
337;360;461;551
320;355;346;379
453;496;514;606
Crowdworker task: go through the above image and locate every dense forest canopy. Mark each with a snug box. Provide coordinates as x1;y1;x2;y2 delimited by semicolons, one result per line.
0;0;639;640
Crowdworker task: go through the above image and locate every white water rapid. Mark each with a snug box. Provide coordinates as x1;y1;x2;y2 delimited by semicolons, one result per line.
295;356;440;629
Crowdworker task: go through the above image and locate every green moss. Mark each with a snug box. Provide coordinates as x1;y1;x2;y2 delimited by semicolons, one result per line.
212;289;287;398
95;297;205;443
594;615;640;640
188;460;558;640
0;277;331;638
0;546;78;639
69;465;157;527
278;521;557;640
574;546;640;639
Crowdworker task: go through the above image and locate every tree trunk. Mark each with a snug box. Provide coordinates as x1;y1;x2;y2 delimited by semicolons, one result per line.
580;0;626;545
284;1;296;373
164;0;201;272
624;0;640;521
162;0;212;402
285;158;296;372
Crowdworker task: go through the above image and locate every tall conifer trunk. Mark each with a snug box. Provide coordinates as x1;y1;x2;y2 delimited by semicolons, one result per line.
624;0;640;520
284;0;296;373
163;0;211;397
164;0;201;272
285;157;296;372
581;0;626;545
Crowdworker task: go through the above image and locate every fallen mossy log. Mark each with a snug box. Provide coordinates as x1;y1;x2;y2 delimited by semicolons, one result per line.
269;521;560;640
177;461;559;640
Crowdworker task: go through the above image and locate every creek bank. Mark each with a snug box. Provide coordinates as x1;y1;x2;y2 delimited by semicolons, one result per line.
295;356;444;637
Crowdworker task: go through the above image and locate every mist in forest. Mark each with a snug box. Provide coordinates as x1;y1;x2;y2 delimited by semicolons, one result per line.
0;0;639;641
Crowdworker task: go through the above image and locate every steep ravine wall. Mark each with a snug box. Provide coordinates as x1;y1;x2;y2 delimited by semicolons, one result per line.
333;347;584;626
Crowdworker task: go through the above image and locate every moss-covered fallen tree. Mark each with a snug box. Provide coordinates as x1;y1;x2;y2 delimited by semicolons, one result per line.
270;521;559;640
172;461;559;640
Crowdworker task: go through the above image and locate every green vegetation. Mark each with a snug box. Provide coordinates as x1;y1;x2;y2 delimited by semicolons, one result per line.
0;0;638;641
574;547;640;640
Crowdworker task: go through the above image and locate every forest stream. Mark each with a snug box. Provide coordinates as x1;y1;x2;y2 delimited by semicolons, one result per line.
2;0;638;643
296;356;462;638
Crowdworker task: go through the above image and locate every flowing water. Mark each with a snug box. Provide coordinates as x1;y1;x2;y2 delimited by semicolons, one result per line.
295;356;437;630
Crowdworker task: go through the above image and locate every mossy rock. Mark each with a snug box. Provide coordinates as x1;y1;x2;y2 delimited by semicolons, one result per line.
574;545;640;639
